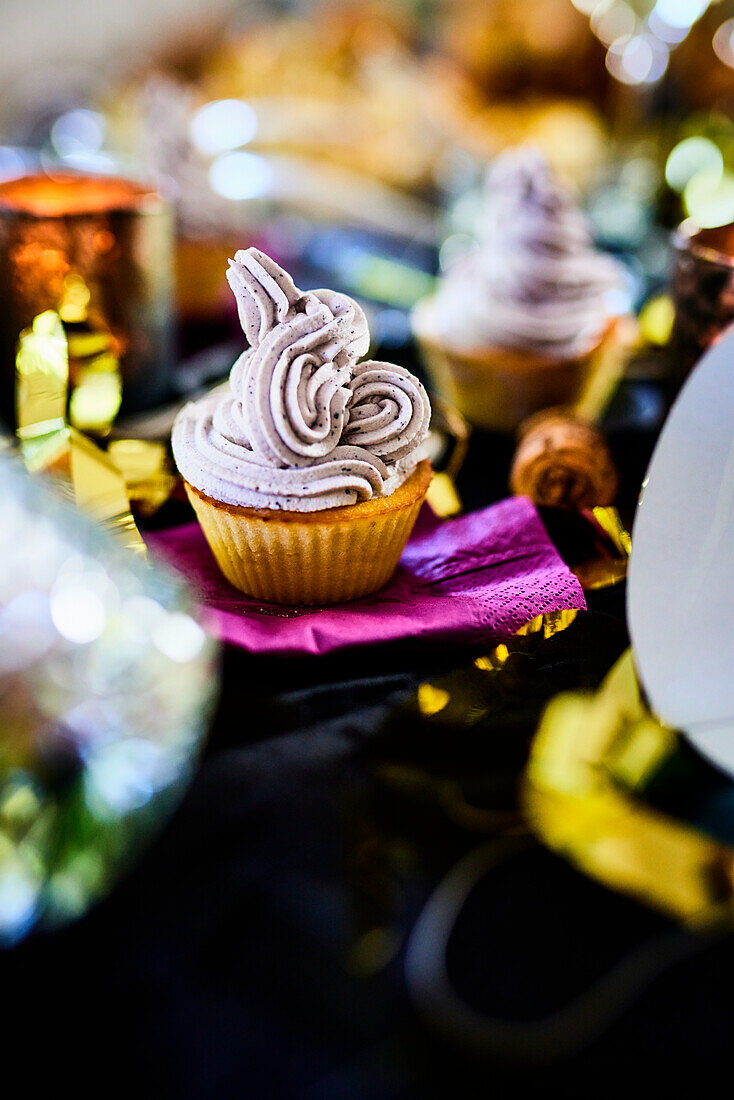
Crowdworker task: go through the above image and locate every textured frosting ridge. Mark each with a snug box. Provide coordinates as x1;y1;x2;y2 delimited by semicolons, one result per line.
173;248;430;511
425;147;626;358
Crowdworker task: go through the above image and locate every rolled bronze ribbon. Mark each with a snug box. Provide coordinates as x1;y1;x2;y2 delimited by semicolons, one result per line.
509;409;618;510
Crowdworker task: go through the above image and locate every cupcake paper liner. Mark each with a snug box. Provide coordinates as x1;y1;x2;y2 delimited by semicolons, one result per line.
413;307;621;432
184;462;431;605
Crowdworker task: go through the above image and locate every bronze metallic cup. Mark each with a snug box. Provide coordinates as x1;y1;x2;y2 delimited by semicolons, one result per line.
671;219;734;389
0;171;174;427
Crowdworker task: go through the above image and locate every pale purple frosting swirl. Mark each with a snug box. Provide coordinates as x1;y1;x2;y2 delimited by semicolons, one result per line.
421;147;627;358
172;248;430;511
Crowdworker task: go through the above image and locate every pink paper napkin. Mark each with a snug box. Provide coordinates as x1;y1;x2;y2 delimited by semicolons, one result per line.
147;497;585;656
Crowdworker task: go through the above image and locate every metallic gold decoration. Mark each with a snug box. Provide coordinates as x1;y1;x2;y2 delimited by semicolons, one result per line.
571;506;630;591
426;471;461;518
592;505;632;558
639;292;675;347
574;314;639;424
15;309;67;434
0;171;173;429
523;651;734;929
417;683;451;717
516;607;579;639
407;606;582;731
423;393;470;518
374;605;588;859
66;326;123;437
107;439;176;516
16;311;146;554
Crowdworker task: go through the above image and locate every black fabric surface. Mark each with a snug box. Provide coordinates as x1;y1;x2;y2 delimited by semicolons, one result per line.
3;391;733;1097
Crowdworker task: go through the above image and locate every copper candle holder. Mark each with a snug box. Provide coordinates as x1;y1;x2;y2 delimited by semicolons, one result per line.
0;170;174;428
671;219;734;389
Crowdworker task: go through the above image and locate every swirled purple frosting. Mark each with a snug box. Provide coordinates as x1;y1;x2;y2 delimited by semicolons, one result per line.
420;147;626;358
172;248;431;511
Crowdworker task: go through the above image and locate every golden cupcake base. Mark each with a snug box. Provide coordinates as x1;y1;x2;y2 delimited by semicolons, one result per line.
184;460;432;605
413;307;623;432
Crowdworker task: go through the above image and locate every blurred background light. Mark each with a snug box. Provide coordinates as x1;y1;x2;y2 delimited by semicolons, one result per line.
639;292;676;345
665;135;724;191
651;0;710;31
0;860;40;942
50;108;105;158
571;0;605;14
0;145;25;180
606;32;670;84
683;170;734;226
587;183;650;247
438;232;477;272
152;611;207;664
0;591;56;672
84;738;174;820
50;581;106;644
648;8;692;43
591;1;638;48
189;98;257;156
208;150;272;200
713;18;734;67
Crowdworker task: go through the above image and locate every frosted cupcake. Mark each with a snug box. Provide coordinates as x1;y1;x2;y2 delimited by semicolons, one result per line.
412;147;627;431
172;248;431;604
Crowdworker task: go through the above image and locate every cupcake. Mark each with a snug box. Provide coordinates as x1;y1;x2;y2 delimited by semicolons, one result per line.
172;248;432;604
412;147;628;431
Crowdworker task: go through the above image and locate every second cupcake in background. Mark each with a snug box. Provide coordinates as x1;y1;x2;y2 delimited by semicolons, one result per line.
412;147;628;431
172;248;431;605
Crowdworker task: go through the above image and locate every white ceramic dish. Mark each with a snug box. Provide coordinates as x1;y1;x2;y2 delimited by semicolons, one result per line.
628;324;734;777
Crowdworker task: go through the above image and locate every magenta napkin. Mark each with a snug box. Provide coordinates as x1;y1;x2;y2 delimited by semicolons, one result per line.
147;497;585;656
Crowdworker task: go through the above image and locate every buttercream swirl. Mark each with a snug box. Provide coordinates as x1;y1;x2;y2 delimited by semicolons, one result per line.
173;248;430;511
422;147;627;358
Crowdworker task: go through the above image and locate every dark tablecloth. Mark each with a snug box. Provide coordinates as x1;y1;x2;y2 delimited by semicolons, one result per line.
5;387;733;1097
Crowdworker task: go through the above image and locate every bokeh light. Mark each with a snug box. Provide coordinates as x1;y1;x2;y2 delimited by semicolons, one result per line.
0;146;25;181
571;0;605;14
0;455;218;943
639;293;675;345
152;611;207;664
51;109;106;159
438;232;477;271
684;171;734;227
713;18;734;68
648;7;692;43
208;150;272;200
651;0;709;31
50;581;106;644
591;1;637;48
606;32;670;84
665;136;723;192
189;98;258;156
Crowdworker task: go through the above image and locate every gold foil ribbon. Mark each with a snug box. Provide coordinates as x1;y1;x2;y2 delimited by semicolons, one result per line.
523;650;734;929
14;307;173;553
574;314;640;423
571;505;630;590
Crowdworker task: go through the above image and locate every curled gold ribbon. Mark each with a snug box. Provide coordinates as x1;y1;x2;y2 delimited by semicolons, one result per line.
15;302;175;551
523;650;734;929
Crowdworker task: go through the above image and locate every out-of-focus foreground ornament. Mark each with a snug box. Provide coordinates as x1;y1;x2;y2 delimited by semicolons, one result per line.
524;650;734;927
0;452;219;944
